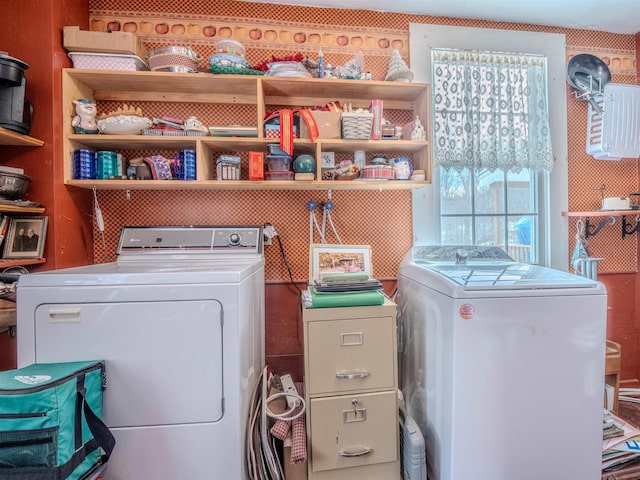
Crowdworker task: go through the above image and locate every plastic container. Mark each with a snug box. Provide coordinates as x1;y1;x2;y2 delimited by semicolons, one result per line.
360;164;394;180
68;52;148;71
216;39;246;58
208;53;251;70
147;46;201;73
267;143;289;156
265;171;295;181
265;154;292;172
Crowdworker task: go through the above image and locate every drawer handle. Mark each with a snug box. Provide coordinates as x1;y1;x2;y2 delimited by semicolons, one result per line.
339;445;372;457
336;371;369;379
340;332;363;346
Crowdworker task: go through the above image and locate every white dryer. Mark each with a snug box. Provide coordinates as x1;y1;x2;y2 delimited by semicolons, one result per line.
17;226;265;480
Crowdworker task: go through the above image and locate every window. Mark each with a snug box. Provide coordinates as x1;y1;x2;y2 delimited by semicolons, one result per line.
439;166;539;263
408;25;567;269
431;48;553;264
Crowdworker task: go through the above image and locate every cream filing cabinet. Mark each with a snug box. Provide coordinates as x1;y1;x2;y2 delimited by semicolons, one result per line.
303;298;400;479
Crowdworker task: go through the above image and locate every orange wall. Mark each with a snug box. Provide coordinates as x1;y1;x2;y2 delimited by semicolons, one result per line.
0;0;94;369
85;1;640;382
2;1;640;383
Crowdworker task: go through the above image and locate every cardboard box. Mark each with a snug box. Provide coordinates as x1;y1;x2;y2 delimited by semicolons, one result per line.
264;124;298;139
284;434;307;480
248;151;264;180
300;111;341;139
63;26;146;58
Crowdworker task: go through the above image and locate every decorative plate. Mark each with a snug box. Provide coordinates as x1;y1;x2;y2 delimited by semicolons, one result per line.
97;115;152;135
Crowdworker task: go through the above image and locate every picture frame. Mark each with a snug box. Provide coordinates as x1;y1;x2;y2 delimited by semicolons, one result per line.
309;244;373;283
3;216;48;259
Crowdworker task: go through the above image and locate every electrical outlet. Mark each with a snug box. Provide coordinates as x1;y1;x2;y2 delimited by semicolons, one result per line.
280;374;299;409
263;223;277;246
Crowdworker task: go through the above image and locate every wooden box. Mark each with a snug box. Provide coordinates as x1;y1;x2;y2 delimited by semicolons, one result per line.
63;26;146;58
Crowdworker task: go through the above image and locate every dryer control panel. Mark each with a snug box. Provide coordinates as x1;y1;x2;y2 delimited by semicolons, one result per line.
116;226;263;256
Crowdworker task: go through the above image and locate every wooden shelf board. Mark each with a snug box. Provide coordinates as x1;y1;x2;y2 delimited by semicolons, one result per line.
0;127;44;147
0;258;46;268
68;135;426;153
562;210;639;217
0;205;45;215
67;70;260;104
66;179;429;191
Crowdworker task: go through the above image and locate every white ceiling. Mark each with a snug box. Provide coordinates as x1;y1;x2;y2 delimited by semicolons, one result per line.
251;0;640;35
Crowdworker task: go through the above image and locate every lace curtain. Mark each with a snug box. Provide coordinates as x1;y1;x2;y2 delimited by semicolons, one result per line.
431;48;554;173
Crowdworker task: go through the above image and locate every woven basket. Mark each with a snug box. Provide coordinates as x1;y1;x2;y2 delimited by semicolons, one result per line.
341;112;373;140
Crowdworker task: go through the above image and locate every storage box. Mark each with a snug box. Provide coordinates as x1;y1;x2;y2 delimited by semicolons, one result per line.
283;434;307;480
216;155;241;180
63;26;146;58
68;52;149;71
341;111;373;140
264;124;298;139
248;151;264;180
300;110;341;139
265;154;292;172
265;171;295;181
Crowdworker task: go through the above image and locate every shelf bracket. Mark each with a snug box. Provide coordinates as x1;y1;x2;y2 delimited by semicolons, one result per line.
584;215;615;238
621;215;640;239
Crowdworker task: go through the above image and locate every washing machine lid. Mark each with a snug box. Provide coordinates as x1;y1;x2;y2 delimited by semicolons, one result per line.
400;245;600;295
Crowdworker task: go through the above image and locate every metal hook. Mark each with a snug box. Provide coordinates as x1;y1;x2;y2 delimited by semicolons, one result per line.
621;215;640;239
584;215;615;238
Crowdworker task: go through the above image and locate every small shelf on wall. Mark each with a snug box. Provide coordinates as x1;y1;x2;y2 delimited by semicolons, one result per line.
0;204;47;269
0;204;45;215
0;258;46;269
562;210;640;238
0;127;44;147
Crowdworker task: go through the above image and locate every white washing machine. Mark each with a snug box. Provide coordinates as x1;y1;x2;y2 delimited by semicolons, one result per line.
397;245;607;480
17;226;265;480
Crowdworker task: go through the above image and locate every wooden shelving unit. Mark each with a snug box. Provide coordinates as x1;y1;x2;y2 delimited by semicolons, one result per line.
0;129;46;269
62;69;431;191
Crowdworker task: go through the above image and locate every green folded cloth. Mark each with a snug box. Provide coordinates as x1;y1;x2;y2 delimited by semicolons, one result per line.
306;287;385;308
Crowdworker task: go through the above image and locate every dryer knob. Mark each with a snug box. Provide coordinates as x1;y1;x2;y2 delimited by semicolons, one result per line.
229;233;241;245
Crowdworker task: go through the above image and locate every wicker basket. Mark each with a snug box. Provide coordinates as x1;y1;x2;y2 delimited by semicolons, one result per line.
341;112;373;140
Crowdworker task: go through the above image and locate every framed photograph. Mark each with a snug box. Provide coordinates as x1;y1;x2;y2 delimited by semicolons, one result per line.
3;216;48;259
309;244;373;283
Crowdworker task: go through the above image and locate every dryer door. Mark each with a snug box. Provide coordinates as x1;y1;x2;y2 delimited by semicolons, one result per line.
33;298;224;427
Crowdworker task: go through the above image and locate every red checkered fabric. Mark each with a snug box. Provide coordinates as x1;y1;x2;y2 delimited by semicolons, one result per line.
290;405;307;464
270;418;291;440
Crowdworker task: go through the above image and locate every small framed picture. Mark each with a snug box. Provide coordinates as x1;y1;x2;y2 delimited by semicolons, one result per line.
309;244;373;283
3;216;48;259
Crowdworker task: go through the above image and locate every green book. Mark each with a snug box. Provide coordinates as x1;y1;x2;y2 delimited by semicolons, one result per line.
308;287;385;308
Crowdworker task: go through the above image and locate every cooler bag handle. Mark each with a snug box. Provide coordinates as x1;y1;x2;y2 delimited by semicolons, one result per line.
82;394;116;461
59;372;117;479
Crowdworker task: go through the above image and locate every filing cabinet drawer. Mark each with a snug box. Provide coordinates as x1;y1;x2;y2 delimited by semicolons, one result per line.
309;390;398;472
307;316;396;395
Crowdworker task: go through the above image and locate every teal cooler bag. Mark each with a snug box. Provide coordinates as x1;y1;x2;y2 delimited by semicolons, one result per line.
0;361;115;479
